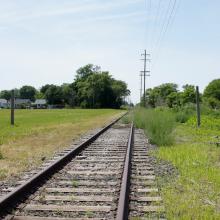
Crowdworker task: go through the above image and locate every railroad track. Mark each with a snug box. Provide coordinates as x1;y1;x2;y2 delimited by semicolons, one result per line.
0;115;165;220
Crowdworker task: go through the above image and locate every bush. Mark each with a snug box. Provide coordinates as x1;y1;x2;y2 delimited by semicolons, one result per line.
175;108;194;123
175;111;190;123
134;108;176;146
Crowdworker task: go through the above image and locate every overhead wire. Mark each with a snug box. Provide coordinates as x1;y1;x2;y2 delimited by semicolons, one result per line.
151;0;179;70
150;0;162;54
143;0;152;52
151;0;173;58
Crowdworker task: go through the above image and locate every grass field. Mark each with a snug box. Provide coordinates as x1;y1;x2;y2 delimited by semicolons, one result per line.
157;115;220;219
0;109;124;180
132;108;220;219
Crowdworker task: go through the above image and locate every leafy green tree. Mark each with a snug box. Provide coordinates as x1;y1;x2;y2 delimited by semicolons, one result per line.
204;79;220;100
204;97;220;109
40;84;54;95
77;72;114;108
112;79;130;108
0;90;11;101
181;84;196;104
35;91;45;99
75;64;100;80
20;86;36;101
144;83;178;107
45;85;64;105
14;89;20;98
61;83;76;107
73;65;130;108
166;92;181;108
158;83;178;99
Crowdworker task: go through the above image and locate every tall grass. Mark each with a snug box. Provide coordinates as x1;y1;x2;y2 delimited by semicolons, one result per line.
0;150;3;159
134;108;176;146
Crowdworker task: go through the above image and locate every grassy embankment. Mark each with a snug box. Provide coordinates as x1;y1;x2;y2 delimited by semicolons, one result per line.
132;107;220;219
0;109;124;180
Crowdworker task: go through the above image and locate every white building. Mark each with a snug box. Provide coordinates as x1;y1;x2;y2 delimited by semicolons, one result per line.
0;99;8;108
32;99;47;109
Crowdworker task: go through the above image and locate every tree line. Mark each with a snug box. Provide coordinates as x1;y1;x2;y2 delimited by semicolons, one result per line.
0;64;130;109
141;79;220;109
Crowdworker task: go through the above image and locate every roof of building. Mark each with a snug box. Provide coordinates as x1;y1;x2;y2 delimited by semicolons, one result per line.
15;99;31;104
34;99;47;105
0;99;7;103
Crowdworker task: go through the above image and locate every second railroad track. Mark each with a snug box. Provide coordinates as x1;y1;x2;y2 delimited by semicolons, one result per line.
0;115;165;220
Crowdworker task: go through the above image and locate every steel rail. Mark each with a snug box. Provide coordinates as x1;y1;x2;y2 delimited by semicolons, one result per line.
0;113;126;217
116;122;134;220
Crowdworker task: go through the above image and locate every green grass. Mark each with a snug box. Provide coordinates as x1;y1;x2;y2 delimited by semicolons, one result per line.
0;109;122;144
132;107;220;219
133;108;176;145
0;109;123;180
156;115;220;219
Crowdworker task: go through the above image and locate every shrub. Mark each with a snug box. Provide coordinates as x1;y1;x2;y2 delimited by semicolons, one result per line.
175;111;190;123
134;108;176;146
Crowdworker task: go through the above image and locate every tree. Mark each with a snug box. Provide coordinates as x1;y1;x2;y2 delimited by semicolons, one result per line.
204;79;220;100
112;79;130;108
158;83;178;99
73;65;130;109
45;85;64;105
204;97;220;109
0;90;11;101
61;84;76;107
76;72;114;108
20;86;36;101
166;92;181;108
40;84;54;95
35;91;45;99
144;83;178;107
75;64;100;80
181;84;196;104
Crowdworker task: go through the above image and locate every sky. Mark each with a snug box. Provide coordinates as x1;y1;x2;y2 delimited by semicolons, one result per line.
0;0;219;103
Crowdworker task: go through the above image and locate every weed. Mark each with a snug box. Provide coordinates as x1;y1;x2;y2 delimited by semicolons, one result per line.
85;211;94;218
72;180;79;187
134;108;176;146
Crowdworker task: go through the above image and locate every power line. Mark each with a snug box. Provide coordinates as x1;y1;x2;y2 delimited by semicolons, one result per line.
152;0;173;57
149;0;162;54
143;0;152;51
152;0;179;69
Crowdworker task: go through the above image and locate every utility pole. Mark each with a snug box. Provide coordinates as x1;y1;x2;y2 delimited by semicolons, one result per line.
140;73;143;104
141;50;150;107
11;89;15;125
196;86;201;127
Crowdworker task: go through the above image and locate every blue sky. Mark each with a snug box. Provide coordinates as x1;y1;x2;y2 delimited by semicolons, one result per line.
0;0;219;103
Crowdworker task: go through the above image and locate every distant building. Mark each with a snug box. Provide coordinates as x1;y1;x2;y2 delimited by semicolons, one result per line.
0;99;8;108
32;99;47;109
9;99;31;109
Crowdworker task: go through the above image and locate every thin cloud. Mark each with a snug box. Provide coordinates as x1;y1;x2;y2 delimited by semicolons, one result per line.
0;0;144;25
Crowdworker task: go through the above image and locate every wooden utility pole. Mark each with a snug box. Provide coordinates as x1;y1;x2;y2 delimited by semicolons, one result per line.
11;90;15;125
196;86;201;127
141;50;150;107
140;73;143;104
